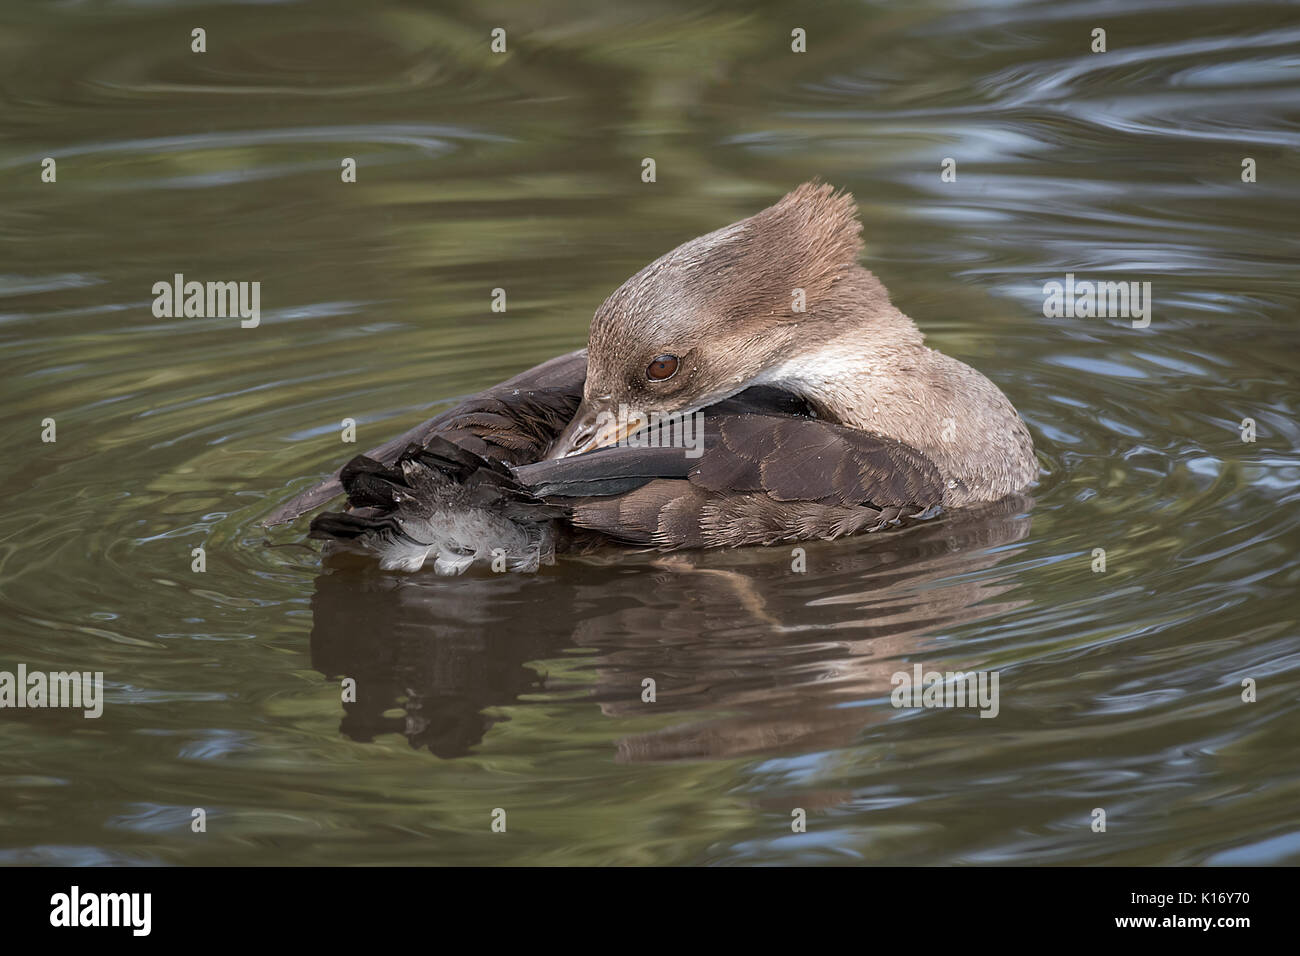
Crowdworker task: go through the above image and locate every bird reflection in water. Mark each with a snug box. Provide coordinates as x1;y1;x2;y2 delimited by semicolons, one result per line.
309;495;1032;761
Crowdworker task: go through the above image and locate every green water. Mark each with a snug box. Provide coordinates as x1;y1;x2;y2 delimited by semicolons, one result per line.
1;0;1297;865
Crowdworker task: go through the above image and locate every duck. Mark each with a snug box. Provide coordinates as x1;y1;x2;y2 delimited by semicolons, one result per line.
263;182;1037;573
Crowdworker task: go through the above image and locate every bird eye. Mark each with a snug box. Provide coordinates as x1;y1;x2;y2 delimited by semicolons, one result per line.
646;354;679;381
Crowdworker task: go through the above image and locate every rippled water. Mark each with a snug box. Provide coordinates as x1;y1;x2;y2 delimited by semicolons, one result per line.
1;0;1297;865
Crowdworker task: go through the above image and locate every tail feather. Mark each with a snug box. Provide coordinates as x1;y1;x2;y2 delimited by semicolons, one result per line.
334;457;410;511
308;441;563;575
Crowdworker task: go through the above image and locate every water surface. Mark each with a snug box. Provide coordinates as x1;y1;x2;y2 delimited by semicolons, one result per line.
1;0;1298;865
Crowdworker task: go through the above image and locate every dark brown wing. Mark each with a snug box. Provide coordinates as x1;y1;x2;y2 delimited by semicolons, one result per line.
515;413;944;549
263;348;587;526
689;415;940;507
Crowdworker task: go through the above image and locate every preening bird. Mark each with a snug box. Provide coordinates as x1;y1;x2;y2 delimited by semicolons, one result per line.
264;182;1037;573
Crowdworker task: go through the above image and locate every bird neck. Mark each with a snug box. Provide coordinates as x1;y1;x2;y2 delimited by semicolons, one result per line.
757;324;929;433
755;323;1036;506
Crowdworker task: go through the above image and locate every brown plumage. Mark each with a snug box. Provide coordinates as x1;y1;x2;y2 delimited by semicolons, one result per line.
265;182;1036;573
260;349;585;528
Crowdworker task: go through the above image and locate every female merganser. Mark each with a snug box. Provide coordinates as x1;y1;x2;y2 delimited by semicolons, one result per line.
264;182;1037;573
